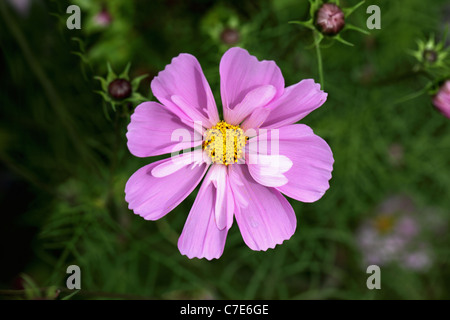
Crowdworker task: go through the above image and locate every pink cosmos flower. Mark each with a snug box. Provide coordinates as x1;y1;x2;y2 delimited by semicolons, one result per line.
433;80;450;119
125;47;334;260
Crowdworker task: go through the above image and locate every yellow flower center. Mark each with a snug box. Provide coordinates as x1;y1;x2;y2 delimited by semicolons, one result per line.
203;121;248;165
373;215;396;234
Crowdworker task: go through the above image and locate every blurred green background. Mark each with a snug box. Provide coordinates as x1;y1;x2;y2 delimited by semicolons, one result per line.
0;0;449;300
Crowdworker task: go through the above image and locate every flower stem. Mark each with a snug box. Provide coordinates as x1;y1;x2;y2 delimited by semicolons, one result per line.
314;31;325;89
392;83;433;106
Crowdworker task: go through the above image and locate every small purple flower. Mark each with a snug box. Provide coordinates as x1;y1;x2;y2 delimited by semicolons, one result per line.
357;221;408;266
401;248;432;271
433;80;450;119
395;216;419;239
356;195;433;271
125;47;334;259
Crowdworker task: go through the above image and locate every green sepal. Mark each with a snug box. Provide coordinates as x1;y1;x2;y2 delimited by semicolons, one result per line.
345;23;370;35
131;73;150;91
118;62;131;80
343;0;365;17
106;62;117;83
334;34;354;47
288;19;315;31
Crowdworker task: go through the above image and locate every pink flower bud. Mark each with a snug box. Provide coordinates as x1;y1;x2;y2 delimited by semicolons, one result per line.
220;28;240;45
108;79;132;100
315;3;345;36
94;9;112;27
7;0;32;17
432;81;450;119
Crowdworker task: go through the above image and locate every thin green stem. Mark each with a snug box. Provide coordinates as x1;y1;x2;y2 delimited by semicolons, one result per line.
314;31;325;89
392;84;432;106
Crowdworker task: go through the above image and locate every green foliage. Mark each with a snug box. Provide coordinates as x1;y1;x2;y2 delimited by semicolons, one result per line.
0;0;449;300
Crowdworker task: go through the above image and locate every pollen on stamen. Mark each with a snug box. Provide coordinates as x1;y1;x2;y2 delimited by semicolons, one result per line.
202;121;248;165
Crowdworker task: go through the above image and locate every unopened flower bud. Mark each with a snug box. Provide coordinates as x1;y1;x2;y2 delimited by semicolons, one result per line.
220;28;240;45
316;3;345;36
432;80;450;119
94;9;112;27
108;79;132;100
422;49;437;63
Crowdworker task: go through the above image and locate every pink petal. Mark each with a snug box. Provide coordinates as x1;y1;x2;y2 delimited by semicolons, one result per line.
224;85;276;125
260;80;327;129
241;107;272;131
274;124;334;202
247;154;293;187
151;149;205;177
229;164;296;251
125;156;208;221
220;47;284;113
126;102;202;158
433;81;450;119
178;165;231;260
208;165;234;230
151;53;219;128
